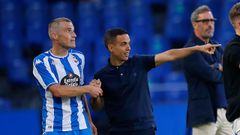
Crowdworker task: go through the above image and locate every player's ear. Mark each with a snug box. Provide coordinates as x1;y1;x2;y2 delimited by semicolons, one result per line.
192;21;197;29
50;32;58;40
237;20;240;28
108;44;114;52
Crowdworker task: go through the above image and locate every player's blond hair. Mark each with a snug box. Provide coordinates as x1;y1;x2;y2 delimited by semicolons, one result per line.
48;17;72;39
229;2;240;28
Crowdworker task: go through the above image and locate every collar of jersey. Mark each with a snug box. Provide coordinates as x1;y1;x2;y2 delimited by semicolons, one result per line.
48;49;70;59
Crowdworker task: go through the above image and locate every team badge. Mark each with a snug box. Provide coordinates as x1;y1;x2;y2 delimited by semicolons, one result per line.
73;56;79;64
61;73;80;86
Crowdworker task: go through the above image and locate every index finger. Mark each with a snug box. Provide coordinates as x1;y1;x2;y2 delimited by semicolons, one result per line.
209;44;221;47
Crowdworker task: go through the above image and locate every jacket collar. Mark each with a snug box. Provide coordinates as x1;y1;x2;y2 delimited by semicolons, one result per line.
190;33;214;45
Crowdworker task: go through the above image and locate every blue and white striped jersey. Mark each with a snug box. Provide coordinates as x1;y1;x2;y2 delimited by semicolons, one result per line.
33;49;88;132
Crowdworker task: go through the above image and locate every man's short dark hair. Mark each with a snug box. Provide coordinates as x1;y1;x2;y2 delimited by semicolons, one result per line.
104;28;128;49
48;17;72;38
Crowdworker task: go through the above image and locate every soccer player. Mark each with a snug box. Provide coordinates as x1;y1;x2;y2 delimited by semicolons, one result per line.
90;28;220;135
33;17;103;135
223;2;240;135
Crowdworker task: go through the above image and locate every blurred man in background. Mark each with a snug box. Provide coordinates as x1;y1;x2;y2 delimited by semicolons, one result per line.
183;5;232;135
33;17;103;135
90;28;220;135
223;2;240;135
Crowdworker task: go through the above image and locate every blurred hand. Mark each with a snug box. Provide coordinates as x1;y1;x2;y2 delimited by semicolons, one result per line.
88;85;103;98
200;43;221;54
218;64;223;71
90;96;104;111
210;63;223;72
90;79;101;88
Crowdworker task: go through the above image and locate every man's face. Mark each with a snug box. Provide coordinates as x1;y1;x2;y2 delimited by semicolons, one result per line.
109;34;131;62
193;11;215;41
55;21;76;49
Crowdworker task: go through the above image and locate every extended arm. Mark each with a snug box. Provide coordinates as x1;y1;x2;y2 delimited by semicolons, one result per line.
155;44;219;66
48;84;103;98
33;59;103;98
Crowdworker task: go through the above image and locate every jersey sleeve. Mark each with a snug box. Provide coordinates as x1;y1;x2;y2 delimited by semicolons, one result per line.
33;57;58;90
134;55;155;71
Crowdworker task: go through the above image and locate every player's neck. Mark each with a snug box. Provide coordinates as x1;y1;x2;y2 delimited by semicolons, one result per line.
195;32;210;43
110;57;125;66
51;46;69;57
197;35;210;43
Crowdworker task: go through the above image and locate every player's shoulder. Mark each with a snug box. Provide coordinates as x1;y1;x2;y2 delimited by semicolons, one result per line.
132;55;154;62
95;67;106;75
94;65;109;78
225;39;240;52
70;49;84;58
33;51;50;64
70;49;84;55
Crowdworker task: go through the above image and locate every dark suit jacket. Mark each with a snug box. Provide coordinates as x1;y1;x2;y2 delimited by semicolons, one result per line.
183;34;224;127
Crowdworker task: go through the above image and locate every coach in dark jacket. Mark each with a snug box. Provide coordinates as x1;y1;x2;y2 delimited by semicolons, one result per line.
183;5;232;135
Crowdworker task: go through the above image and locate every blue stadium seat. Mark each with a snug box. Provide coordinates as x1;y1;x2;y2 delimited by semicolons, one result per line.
0;98;12;111
77;2;97;18
0;49;3;68
165;0;193;41
103;15;127;30
148;35;171;83
129;15;153;42
25;1;48;46
128;0;154;41
8;58;30;84
2;40;22;61
162;71;187;102
129;36;149;55
149;0;166;5
1;21;23;45
77;2;100;42
216;0;236;48
128;0;153;54
102;0;127;30
0;0;22;23
75;38;96;84
102;0;120;8
93;37;109;72
2;40;30;84
0;1;23;44
128;0;152;17
50;1;74;20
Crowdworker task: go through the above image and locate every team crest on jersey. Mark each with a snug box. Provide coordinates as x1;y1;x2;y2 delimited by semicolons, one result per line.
61;73;80;86
73;56;79;64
